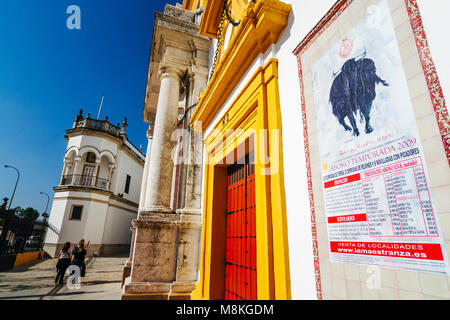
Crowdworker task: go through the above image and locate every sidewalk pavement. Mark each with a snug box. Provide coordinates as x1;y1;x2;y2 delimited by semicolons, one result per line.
0;255;127;300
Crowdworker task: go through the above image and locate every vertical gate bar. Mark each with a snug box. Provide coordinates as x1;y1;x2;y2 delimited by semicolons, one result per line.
245;163;251;300
233;167;237;300
237;168;241;300
231;172;234;299
253;174;257;300
231;168;234;300
226;171;230;300
238;165;245;299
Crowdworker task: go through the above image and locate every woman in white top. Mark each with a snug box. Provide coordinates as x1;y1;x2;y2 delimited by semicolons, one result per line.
55;242;72;285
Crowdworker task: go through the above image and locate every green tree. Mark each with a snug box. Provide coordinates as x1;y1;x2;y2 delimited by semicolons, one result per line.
14;207;40;220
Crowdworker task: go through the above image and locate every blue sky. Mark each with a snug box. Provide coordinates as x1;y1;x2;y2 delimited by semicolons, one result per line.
0;0;177;215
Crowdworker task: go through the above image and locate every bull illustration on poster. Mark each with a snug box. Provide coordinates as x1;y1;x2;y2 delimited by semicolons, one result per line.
329;50;389;137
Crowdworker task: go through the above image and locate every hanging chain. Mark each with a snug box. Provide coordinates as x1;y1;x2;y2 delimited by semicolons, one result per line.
208;0;257;82
209;1;227;81
225;2;240;27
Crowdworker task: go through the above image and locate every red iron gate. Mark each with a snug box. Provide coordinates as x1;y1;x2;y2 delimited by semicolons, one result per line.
225;157;256;300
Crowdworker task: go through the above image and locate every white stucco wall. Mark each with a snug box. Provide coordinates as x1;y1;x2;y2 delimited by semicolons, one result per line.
112;149;144;204
274;0;338;300
101;204;137;245
51;192;109;244
45;191;137;246
45;196;69;244
202;0;449;300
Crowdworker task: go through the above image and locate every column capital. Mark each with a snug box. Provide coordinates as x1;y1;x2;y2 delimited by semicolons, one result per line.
158;65;185;82
146;127;154;140
146;120;155;139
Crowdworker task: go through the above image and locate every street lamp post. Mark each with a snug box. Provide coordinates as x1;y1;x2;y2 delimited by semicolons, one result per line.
39;192;50;252
3;165;20;210
40;192;50;218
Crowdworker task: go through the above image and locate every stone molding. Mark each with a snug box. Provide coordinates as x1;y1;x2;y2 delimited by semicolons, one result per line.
52;188;139;212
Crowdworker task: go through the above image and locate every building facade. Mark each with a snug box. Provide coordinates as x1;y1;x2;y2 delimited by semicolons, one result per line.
124;0;450;300
44;111;145;257
187;0;450;300
121;4;211;300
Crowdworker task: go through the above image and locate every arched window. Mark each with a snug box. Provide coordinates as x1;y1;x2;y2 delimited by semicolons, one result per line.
85;152;96;163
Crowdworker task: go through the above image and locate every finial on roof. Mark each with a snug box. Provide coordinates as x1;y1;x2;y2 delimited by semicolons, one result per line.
74;109;84;127
120;117;128;137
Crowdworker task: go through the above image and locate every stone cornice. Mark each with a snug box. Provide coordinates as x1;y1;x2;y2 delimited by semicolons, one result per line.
143;5;211;123
110;194;139;209
190;0;291;132
53;185;113;197
53;186;139;209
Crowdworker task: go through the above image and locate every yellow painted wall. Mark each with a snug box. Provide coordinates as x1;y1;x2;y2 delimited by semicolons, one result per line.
182;0;205;11
13;251;43;268
191;59;291;300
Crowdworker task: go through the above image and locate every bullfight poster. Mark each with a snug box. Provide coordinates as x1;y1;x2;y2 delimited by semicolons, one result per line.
311;0;449;275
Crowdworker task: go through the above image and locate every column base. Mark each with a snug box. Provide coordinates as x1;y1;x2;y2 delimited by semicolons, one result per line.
176;208;202;223
169;282;197;300
139;206;174;217
125;211;201;300
121;282;196;300
121;262;132;289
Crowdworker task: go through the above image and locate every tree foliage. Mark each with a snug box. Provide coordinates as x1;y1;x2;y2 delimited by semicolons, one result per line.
14;206;40;220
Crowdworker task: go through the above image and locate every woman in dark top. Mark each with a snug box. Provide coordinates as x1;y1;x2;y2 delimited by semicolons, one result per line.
55;242;72;285
71;239;89;277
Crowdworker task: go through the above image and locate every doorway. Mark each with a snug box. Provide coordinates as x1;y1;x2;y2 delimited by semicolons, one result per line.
82;165;96;186
225;153;257;300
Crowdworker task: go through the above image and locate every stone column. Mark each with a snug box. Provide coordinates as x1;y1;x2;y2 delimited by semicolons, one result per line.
123;65;185;300
60;159;71;185
142;66;184;214
93;159;101;187
71;156;81;185
107;164;115;190
138;125;154;210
